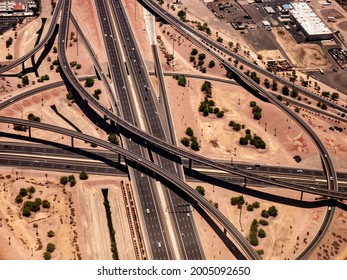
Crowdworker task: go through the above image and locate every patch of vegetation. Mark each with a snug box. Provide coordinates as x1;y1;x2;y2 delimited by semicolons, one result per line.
28;113;41;122
294;155;302;163
195;185;205;196
174;75;187;87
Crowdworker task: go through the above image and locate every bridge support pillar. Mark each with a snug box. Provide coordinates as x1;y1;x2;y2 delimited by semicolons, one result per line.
118;153;121;164
189;158;192;169
300;191;303;201
28;127;31;138
71;136;74;148
223;228;227;235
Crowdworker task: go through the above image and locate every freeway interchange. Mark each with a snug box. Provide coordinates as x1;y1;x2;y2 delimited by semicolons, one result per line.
0;0;346;260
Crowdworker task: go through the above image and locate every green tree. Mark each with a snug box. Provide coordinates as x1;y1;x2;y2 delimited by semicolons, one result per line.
294;155;301;163
249;101;257;107
53;46;57;53
259;219;268;226
247;204;254;211
216;111;224;118
79;171;89;180
42;200;50;209
84;77;94;87
189;56;195;62
22;75;29;85
253;201;260;208
185;127;194;137
60;176;68;185
46;243;56;253
239;137;248;145
23;206;31;217
208;60;215;68
331;92;339;100
191;48;198;56
107;133;119;145
43;251;51;260
195;185;205;196
252;105;262;120
282;85;289;96
268;206;278;217
177;75;187;87
190;139;200;151
19;188;28;197
180;137;190;147
198;53;206;61
47;230;55;238
15;195;23;204
217;36;223;43
261;209;269;218
258;228;266;238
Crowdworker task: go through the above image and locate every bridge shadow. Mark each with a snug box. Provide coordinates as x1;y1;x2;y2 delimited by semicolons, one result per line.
0;131;128;174
59;70;112;134
0;23;58;78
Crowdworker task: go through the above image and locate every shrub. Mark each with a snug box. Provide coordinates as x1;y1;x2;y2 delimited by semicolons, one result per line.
42;200;50;209
43;251;51;260
47;230;55;238
294;155;302;163
261;209;269;218
258;229;266;238
249;101;256;107
247;204;254;211
195;185;205;196
252;201;260;208
230;195;244;206
79;171;88;180
259;219;268;226
268;205;278;217
60;176;68;185
15;195;23;204
191;48;198;56
19;188;28;197
216;111;224;118
190;139;200;151
46;243;56;253
180;137;190;147
84;77;94;87
198;53;206;60
185;127;194;137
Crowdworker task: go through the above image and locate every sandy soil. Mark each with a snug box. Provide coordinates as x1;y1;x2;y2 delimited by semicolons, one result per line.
0;169;78;260
272;27;332;69
0;168;134;260
309;208;347;260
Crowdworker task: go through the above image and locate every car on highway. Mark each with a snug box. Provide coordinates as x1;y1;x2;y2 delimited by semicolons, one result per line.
187;213;190;217
33;160;40;163
146;208;150;214
246;167;252;170
157;242;161;248
310;187;315;190
296;170;303;173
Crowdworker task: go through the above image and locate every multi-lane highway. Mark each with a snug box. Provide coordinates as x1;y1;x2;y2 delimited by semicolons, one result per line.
110;0;204;260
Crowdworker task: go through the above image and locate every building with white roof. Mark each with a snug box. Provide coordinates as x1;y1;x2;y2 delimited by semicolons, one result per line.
290;2;333;41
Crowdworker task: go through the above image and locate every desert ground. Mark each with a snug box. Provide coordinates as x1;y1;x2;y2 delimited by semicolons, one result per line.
0;0;346;260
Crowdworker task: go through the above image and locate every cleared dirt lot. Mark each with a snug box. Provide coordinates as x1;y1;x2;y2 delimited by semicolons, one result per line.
272;27;332;69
